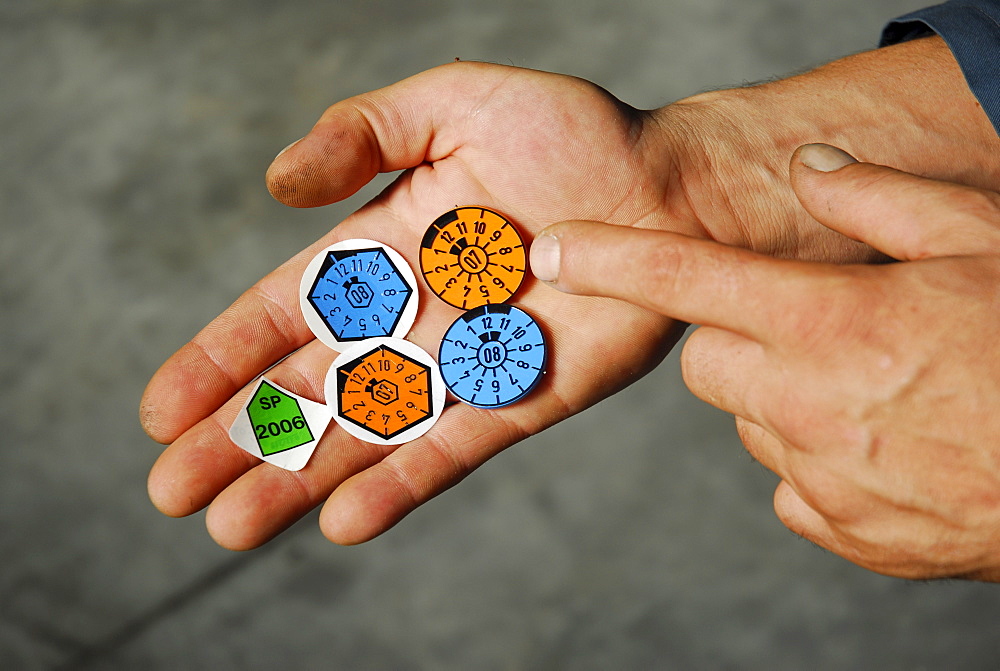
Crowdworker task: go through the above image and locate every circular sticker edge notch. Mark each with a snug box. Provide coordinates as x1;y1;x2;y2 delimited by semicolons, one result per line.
300;239;419;352
438;304;547;409
419;207;526;310
325;337;446;446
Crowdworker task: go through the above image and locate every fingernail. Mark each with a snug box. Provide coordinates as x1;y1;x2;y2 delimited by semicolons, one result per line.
798;143;858;172
529;233;560;282
275;138;303;160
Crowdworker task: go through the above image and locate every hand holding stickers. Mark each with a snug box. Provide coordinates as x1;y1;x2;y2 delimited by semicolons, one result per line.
230;209;545;467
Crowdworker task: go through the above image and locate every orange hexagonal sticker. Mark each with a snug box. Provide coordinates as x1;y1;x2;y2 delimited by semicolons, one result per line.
326;338;445;445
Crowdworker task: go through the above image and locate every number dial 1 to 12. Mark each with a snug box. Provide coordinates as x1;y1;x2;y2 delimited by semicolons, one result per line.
300;239;418;351
420;207;526;310
439;304;546;408
327;338;446;446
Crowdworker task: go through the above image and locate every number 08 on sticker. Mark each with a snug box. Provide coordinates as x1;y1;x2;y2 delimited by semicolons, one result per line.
439;304;546;408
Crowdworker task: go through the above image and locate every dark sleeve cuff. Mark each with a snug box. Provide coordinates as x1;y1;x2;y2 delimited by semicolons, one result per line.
881;1;1000;135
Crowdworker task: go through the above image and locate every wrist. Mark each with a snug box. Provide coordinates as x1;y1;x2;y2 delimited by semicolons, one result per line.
648;36;1000;262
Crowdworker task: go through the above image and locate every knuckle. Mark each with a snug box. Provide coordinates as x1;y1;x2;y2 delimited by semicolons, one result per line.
786;468;856;522
248;283;300;347
734;416;758;446
919;187;1000;257
678;329;711;389
841;527;979;580
784;270;885;354
734;417;778;467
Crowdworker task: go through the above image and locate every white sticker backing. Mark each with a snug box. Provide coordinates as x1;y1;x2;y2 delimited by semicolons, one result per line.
229;377;331;471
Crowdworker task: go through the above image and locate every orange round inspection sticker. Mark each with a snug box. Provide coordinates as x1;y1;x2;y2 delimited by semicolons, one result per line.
419;207;526;310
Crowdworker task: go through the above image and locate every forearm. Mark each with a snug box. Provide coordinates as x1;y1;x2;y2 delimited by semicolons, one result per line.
883;0;1000;135
655;36;1000;262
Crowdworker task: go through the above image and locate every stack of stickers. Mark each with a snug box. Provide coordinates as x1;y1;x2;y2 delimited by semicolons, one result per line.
229;207;547;470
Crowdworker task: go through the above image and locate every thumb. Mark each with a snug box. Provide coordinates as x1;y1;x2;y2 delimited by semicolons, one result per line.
790;143;1000;260
265;62;502;208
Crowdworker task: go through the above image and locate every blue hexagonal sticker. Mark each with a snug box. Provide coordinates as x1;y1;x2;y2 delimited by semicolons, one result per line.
300;239;419;350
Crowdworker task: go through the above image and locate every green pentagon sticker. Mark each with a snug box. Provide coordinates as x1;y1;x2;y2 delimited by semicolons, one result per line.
246;380;315;456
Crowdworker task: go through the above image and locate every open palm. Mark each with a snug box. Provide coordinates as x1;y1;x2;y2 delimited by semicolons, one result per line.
140;62;705;549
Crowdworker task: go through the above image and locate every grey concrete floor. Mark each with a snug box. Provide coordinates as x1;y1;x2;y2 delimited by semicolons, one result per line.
4;0;1000;668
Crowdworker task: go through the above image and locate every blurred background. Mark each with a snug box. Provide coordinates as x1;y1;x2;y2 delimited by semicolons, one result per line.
4;0;999;668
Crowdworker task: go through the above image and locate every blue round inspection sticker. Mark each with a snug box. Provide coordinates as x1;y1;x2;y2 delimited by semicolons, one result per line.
438;304;546;408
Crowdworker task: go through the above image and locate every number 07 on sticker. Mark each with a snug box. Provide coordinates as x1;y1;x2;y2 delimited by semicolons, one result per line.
419;207;526;310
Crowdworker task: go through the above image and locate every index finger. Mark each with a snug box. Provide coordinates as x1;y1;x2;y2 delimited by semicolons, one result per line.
531;221;837;342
